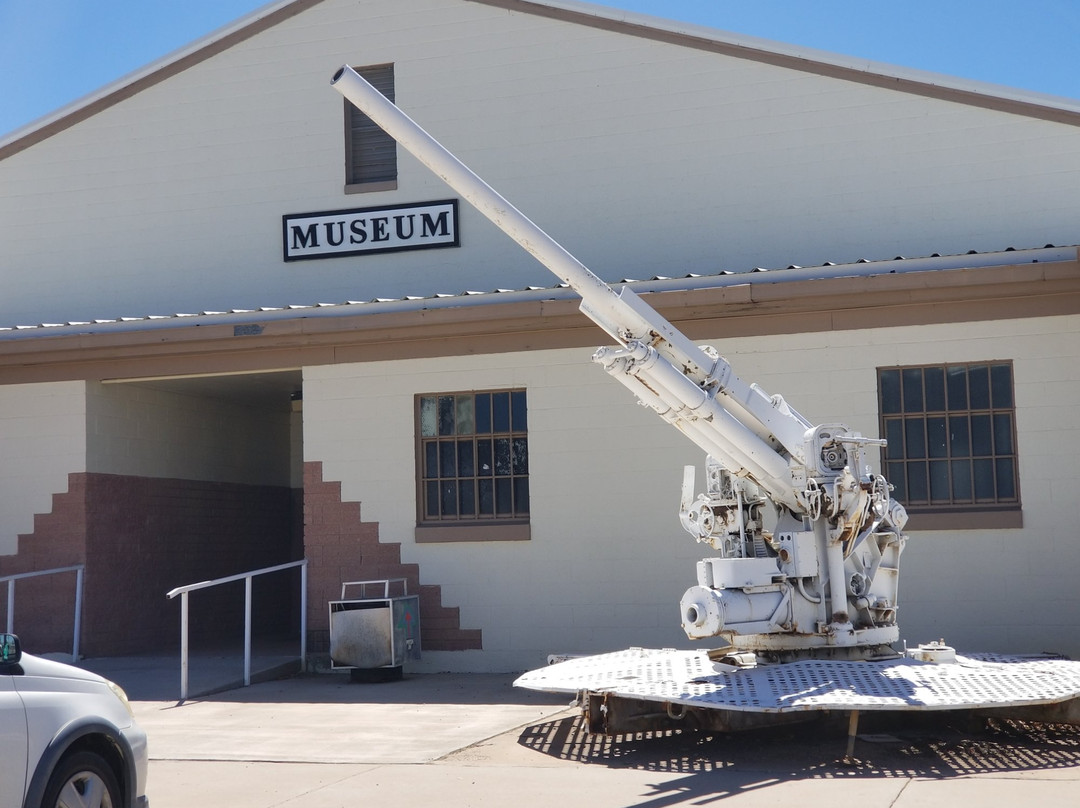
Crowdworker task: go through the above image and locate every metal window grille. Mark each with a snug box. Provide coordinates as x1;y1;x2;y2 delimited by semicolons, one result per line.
878;362;1019;511
417;390;530;523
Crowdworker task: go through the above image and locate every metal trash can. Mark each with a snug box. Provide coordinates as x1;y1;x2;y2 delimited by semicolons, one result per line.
329;579;420;681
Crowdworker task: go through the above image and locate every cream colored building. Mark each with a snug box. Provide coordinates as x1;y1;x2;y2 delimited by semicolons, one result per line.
1;0;1078;671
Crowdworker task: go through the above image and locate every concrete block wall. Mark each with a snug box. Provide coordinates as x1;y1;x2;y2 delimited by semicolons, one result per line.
304;314;1080;671
0;378;301;656
0;381;86;556
87;381;294;487
657;315;1080;658
304;348;713;673
860;315;1080;658
0;475;87;653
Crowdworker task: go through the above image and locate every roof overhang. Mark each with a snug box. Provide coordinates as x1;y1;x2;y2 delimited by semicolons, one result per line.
1;249;1076;386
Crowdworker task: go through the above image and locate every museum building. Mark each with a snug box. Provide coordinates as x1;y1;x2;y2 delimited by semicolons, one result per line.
1;0;1079;672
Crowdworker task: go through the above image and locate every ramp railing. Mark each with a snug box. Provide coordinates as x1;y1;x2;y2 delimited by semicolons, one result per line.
1;564;85;661
167;559;307;701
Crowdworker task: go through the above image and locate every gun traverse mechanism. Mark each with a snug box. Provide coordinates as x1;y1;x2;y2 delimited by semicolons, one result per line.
330;65;908;661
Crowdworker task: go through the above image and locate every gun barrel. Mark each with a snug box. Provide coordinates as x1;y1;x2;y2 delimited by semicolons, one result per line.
331;65;652;343
330;65;804;504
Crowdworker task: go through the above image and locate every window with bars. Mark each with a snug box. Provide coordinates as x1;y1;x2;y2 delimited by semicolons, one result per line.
344;63;397;190
417;390;529;526
878;362;1019;512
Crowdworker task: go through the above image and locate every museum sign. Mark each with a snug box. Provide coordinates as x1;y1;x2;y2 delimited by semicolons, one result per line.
283;200;459;261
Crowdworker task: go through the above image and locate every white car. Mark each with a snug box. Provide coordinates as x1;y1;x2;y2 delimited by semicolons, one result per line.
1;634;149;808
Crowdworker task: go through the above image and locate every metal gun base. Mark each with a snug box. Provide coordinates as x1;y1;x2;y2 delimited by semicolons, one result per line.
516;646;1080;736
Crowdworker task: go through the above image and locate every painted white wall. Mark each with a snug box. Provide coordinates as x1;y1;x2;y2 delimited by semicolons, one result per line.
0;382;87;555
3;0;1080;328
0;379;295;556
869;316;1080;660
86;382;293;487
305;346;706;672
305;314;1080;671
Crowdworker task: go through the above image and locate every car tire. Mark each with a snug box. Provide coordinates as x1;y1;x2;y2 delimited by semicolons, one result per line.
41;750;121;808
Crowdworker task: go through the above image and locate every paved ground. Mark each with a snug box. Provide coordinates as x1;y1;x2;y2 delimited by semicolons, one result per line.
86;659;1080;808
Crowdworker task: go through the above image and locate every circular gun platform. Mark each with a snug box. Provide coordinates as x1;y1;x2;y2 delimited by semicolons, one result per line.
515;647;1080;717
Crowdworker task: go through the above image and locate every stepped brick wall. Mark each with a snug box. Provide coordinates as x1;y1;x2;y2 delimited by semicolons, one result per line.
2;465;478;659
0;475;87;653
1;473;297;656
303;461;482;654
81;474;297;655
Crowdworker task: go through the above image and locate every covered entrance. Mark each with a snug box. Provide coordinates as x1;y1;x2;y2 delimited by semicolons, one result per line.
1;369;304;659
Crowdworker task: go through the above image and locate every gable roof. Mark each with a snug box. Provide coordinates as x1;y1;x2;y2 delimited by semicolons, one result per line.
4;0;1080;161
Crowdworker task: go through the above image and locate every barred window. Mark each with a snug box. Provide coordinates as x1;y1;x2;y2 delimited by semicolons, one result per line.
878;362;1019;512
417;390;529;525
344;63;397;190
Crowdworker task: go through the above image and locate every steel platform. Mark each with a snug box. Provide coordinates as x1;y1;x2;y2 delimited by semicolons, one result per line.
514;647;1080;733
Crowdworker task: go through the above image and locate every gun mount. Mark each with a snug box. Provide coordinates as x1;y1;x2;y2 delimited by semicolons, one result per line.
331;65;906;661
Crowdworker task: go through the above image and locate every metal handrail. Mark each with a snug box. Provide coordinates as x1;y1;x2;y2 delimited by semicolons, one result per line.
167;559;307;701
1;564;85;661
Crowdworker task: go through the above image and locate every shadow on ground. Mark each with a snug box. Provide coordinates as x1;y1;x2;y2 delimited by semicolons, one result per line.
199;670;571;707
80;649;301;702
85;650;572;709
518;712;1080;780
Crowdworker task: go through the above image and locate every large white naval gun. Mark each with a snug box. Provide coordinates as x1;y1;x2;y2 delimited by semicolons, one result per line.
330;65;1080;738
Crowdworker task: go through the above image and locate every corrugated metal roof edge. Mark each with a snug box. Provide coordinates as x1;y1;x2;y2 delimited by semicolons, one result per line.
2;245;1074;340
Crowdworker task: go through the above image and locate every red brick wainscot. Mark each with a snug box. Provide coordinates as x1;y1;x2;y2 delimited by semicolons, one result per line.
303;461;482;655
1;472;298;657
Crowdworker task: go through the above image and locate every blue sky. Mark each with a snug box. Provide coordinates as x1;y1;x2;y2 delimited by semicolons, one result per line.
2;0;1078;138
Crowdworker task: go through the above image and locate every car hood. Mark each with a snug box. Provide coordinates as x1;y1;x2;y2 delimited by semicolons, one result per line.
16;653;110;684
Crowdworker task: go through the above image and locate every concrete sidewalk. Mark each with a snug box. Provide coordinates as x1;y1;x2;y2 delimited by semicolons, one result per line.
113;665;1080;808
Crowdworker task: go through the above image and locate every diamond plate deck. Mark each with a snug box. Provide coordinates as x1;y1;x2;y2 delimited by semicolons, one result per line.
514;648;1080;713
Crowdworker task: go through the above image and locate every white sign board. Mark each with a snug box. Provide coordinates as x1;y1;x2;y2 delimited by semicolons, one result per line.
283;200;459;261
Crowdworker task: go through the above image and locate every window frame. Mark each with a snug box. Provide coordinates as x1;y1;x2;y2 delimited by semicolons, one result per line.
877;361;1023;530
343;63;398;194
414;389;531;544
